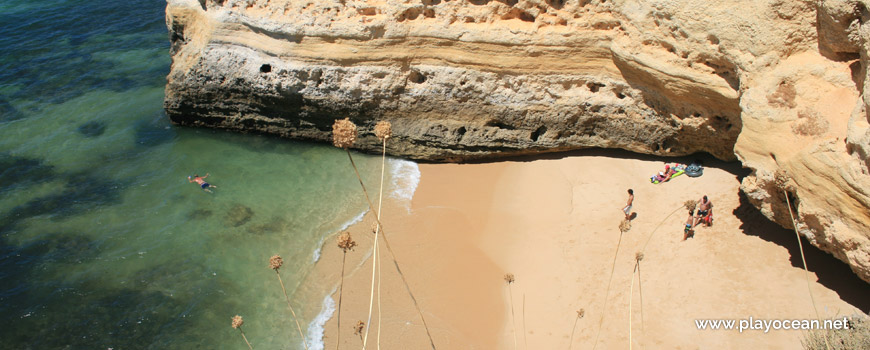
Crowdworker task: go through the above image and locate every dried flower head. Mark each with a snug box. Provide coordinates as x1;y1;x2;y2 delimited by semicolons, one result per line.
635;252;644;262
577;309;586;318
684;200;697;211
504;273;515;284
337;231;357;252
332;118;357;149
353;320;365;335
269;255;283;270
231;315;244;329
619;219;631;233
374;121;392;141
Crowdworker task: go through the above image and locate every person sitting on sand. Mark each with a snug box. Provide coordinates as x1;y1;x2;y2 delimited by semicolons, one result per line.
188;173;216;193
684;209;695;240
693;195;713;227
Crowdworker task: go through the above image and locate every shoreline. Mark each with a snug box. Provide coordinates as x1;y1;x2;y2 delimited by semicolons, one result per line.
300;150;869;349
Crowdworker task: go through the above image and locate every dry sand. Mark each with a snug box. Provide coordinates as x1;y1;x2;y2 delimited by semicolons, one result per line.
298;149;869;350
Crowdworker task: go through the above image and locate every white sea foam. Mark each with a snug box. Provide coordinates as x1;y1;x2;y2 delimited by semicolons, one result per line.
389;158;421;204
304;160;418;350
307;288;337;350
311;210;367;263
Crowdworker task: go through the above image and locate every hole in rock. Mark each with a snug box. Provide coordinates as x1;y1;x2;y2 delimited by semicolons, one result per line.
408;70;427;84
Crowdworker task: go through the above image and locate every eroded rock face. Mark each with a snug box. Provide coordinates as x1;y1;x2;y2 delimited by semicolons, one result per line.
736;0;870;283
164;0;870;282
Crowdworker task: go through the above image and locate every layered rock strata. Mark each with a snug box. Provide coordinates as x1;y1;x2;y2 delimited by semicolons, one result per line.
165;0;870;283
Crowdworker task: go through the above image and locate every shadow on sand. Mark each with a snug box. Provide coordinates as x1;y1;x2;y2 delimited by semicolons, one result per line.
734;193;870;313
444;148;752;179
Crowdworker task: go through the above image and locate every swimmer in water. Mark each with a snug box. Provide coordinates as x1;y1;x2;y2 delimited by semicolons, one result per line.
188;173;216;193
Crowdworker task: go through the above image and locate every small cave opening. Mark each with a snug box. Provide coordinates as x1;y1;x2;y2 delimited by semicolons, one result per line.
786;190;800;218
456;126;467;138
260;64;272;73
545;0;565;9
485;119;515;130
408;70;427;84
586;82;605;92
530;125;547;141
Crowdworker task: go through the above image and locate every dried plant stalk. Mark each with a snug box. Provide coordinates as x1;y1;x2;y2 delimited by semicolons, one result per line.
337;231;357;252
630;251;647;350
637;254;645;331
366;121;391;350
683;200;696;211
336;231;356;350
269;255;283;270
332;118;357;149
619;219;631;233
340;125;436;350
593;225;626;350
374;120;392;141
630;264;637;350
354;320;366;341
232;315;254;350
232;315;244;329
269;255;309;350
569;308;586;350
505;273;518;349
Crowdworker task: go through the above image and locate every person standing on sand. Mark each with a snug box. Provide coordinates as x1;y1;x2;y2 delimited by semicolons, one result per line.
188;173;216;193
693;195;713;227
683;210;695;240
623;189;634;220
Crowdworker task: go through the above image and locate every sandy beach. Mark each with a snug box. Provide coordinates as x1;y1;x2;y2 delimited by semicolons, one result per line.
299;149;869;350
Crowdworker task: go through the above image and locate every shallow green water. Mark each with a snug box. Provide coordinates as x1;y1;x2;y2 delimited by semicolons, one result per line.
0;1;415;349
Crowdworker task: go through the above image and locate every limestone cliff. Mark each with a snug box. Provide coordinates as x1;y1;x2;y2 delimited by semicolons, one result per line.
164;0;870;283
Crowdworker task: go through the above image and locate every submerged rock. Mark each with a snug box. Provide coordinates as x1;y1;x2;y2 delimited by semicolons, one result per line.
225;204;253;228
77;121;106;138
187;208;213;220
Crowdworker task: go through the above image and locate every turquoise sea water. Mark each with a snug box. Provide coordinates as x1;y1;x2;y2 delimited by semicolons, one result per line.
0;1;416;348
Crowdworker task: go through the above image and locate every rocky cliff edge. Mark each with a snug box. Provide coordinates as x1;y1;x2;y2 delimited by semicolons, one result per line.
164;0;870;283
